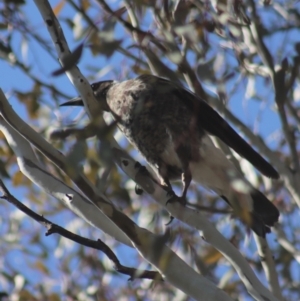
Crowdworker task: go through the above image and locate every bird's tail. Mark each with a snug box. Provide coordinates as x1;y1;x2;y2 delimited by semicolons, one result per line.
249;189;279;237
190;135;279;237
221;188;279;237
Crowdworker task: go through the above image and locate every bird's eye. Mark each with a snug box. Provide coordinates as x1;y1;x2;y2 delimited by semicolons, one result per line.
91;83;98;90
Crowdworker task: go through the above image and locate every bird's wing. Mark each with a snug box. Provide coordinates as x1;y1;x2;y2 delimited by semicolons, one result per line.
173;84;279;179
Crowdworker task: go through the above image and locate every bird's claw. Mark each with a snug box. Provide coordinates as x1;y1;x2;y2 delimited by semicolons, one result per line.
134;162;149;175
166;191;187;206
165;215;174;226
135;184;143;195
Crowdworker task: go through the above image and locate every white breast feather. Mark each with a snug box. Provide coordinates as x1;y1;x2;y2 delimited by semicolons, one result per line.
190;135;253;211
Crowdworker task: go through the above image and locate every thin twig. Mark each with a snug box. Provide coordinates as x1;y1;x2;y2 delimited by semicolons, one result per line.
248;0;300;172
0;178;162;281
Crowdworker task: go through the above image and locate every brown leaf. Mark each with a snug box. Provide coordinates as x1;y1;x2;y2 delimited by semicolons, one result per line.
15;83;41;119
89;40;122;58
202;247;223;264
12;170;26;186
53;0;66;16
81;0;90;11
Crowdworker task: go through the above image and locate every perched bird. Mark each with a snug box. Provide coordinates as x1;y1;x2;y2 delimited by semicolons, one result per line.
61;74;279;237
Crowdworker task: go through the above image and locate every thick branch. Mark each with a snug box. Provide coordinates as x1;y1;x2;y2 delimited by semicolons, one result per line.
0;179;161;281
254;235;283;300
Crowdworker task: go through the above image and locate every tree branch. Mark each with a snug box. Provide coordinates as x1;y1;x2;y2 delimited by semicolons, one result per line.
254;235;283;300
0;178;161;281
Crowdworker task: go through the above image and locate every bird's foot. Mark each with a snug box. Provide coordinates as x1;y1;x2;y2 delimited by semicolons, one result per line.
166;191;187;206
134;162;148;174
165;215;174;226
135;184;143;195
135;162;155;179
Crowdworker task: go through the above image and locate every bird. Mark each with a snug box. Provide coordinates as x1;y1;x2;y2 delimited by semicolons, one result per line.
61;74;280;237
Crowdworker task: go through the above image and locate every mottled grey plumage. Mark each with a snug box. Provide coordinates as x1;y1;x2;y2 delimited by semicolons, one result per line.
61;74;279;237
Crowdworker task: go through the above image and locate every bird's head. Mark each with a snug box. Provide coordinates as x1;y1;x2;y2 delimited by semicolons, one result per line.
60;80;114;112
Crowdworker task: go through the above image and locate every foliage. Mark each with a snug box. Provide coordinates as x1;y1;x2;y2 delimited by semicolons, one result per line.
0;0;300;300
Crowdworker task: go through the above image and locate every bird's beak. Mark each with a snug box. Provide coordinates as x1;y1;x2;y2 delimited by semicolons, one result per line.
60;96;84;107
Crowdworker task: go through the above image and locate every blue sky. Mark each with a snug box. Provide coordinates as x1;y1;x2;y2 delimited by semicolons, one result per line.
1;1;299;300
